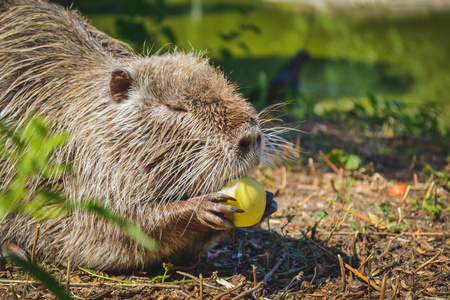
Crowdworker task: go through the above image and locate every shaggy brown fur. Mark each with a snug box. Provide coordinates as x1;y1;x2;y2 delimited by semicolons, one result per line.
0;0;287;271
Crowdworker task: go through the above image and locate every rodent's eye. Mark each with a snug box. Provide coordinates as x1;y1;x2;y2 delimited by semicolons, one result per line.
166;104;188;113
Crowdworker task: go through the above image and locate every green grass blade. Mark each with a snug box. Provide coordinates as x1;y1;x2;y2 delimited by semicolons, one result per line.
6;252;71;300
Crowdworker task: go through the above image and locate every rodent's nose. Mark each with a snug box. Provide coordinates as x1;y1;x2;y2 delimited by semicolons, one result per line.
238;134;261;154
237;120;262;155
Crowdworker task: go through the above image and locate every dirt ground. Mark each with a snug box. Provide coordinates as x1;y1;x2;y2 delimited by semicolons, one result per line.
0;121;448;299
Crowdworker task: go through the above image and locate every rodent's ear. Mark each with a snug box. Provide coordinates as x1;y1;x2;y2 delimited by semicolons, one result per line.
110;68;133;103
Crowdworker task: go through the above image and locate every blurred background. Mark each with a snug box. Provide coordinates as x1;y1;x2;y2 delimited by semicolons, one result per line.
53;0;450;140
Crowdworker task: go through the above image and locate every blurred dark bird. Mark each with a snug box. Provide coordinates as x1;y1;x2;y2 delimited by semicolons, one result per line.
250;49;310;105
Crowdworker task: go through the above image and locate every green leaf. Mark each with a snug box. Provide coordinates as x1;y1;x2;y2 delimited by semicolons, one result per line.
348;220;358;230
344;154;361;170
327;149;361;170
122;222;159;251
368;212;381;224
314;211;326;219
25;189;68;219
42;132;70;156
42;162;71;178
348;220;368;231
327;149;345;165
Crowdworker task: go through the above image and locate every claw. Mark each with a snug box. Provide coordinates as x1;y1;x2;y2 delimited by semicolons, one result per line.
228;206;245;213
186;193;244;231
200;212;235;230
214;193;236;202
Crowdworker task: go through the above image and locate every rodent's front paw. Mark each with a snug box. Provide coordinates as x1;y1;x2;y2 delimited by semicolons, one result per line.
189;193;244;231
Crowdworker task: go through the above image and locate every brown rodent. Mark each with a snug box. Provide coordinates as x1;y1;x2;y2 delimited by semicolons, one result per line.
0;0;283;271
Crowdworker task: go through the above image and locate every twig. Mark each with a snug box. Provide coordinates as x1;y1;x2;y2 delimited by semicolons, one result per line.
407;154;416;172
359;252;374;271
305;293;326;298
176;271;225;292
252;265;257;285
367;259;372;300
264;238;278;270
315;229;445;237
310;264;318;286
263;254;287;281
338;255;346;293
199;273;203;300
344;263;380;291
65;259;71;294
279;271;303;299
0;279;182;288
308;157;316;175
399;185;411;205
415;250;442;273
380;234;404;258
176;271;199;281
212;282;244;300
208;271;218;285
379;273;387;300
391;277;399;300
185;286;198;300
352;232;360;265
403;219;419;243
319;150;340;174
232;253;287;300
396;207;403;229
31;225;40;264
331;179;341;195
424;181;435;200
335;290;365;300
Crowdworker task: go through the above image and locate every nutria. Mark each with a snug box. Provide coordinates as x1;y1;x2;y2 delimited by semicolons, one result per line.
0;0;286;271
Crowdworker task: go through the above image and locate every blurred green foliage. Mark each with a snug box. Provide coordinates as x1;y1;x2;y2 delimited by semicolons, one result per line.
0;116;158;298
308;94;443;139
0;117;69;219
424;164;450;187
421;195;443;220
327;149;362;170
52;0;450;136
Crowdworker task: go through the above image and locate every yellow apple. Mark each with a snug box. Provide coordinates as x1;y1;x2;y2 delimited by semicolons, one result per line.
220;176;266;227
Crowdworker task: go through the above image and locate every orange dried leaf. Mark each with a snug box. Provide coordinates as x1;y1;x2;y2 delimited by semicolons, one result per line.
415;247;426;254
336;290;365;300
388;185;407;196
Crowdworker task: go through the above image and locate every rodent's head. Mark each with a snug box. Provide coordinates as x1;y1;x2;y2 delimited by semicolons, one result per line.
108;53;262;202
